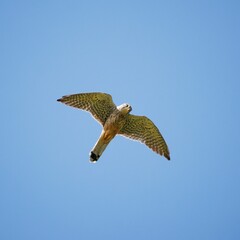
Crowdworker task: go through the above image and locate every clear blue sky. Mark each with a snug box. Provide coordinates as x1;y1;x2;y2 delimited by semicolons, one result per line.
1;0;240;239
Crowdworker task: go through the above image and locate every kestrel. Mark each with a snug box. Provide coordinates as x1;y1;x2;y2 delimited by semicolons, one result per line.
57;92;170;162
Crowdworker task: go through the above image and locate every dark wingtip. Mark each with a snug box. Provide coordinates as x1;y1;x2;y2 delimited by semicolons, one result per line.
165;154;170;160
57;98;62;102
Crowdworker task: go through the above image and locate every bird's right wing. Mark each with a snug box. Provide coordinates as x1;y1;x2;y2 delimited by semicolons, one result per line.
57;92;117;126
119;114;170;160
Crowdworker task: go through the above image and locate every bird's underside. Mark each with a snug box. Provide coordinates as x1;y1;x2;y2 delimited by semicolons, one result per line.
57;92;170;162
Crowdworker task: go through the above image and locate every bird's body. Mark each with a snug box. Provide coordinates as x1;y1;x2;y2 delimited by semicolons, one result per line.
90;106;129;161
57;92;170;162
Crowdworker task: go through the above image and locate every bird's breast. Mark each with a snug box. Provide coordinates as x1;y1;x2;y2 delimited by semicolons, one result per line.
103;113;126;141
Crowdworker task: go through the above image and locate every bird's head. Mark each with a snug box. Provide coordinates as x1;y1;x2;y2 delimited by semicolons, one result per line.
117;103;132;114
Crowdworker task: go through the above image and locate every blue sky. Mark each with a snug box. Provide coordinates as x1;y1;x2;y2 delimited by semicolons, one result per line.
1;0;240;239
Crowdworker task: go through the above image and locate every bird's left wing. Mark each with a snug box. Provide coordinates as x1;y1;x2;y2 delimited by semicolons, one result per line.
119;114;170;160
57;92;116;126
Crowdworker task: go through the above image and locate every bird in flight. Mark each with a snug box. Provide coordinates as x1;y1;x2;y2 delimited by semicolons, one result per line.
57;92;170;162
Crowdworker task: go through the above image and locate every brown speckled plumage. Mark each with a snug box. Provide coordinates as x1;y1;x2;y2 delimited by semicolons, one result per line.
57;92;170;162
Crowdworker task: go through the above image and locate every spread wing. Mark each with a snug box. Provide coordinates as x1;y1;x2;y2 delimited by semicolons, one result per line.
57;92;117;126
119;114;170;160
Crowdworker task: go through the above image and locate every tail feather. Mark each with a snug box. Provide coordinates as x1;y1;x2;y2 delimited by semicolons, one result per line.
89;133;110;162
